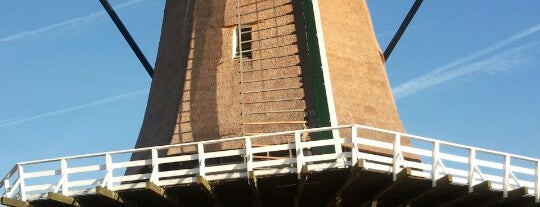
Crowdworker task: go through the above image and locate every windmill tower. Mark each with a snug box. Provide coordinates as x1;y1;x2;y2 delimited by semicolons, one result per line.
3;1;540;207
133;0;411;157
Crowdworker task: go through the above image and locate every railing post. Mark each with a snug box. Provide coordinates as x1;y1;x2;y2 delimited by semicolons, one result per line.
503;155;510;198
104;153;113;189
295;131;304;179
198;143;206;177
3;177;10;194
60;159;68;195
392;133;401;181
534;160;540;203
246;138;253;172
17;164;26;201
432;141;440;187
150;148;159;183
468;148;476;193
351;126;359;166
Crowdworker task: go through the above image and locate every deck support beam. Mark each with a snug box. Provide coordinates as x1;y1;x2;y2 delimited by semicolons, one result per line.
145;181;184;207
440;180;492;207
96;186;128;206
1;197;31;207
327;159;365;207
248;171;263;207
406;174;460;206
197;176;223;207
481;187;530;207
45;192;80;207
294;165;309;207
362;167;431;207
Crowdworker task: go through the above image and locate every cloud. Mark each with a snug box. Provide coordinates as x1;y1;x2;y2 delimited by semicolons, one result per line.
0;89;147;128
0;0;144;44
392;24;540;99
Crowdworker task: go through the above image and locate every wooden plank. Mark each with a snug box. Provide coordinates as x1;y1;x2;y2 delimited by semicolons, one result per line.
95;186;125;205
46;192;80;207
1;197;31;207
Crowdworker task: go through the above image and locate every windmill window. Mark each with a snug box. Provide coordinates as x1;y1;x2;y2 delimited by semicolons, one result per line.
233;26;252;59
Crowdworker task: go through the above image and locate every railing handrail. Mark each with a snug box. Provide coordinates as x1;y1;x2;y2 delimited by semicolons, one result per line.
16;125;353;166
353;124;540;162
2;124;539;203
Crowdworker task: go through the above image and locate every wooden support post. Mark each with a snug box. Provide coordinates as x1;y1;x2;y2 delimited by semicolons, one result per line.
294;165;309;207
95;186;126;206
1;197;31;207
327;159;365;207
46;192;80;207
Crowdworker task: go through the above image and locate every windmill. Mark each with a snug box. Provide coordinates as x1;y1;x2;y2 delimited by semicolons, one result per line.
2;1;539;207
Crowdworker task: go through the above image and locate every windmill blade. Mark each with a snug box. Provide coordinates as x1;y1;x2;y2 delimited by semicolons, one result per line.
99;0;154;78
383;0;424;61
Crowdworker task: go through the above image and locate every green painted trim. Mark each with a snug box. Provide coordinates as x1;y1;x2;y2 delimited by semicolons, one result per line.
301;0;333;153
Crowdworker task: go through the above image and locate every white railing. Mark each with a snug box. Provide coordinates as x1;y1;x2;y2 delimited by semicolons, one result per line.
0;124;539;203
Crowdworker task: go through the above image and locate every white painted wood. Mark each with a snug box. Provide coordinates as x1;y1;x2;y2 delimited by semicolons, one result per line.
24;184;56;192
301;139;340;148
198;143;206;177
103;153;113;189
246;137;253;172
536;161;540;202
303;153;345;163
402;145;432;157
24;169;60;178
204;149;245;159
503;155;510;197
205;163;247;173
157;177;197;186
310;0;340;150
112;159;151;168
357;137;393;150
67;179;103;188
112;173;151;183
17;164;26;201
4;124;540;202
250;143;293;154
252;158;296;168
150;148;159;183
206;172;247;181
158;154;198;164
158;168;199;178
67;164;105;174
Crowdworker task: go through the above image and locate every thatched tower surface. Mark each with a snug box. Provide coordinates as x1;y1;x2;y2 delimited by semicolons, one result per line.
317;0;411;149
133;0;410;157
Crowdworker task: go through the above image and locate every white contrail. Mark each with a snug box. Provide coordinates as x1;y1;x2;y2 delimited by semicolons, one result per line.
0;89;148;128
392;24;540;99
393;42;539;100
0;0;144;43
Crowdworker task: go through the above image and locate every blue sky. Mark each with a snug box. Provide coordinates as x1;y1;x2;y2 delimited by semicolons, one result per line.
0;0;539;175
